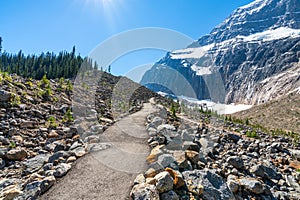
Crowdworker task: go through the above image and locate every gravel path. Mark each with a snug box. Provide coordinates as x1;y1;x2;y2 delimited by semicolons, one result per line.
40;103;157;200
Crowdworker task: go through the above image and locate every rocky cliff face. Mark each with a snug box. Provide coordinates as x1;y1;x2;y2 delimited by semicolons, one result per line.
141;0;300;104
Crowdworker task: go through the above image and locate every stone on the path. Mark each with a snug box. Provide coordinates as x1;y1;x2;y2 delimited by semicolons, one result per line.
130;183;159;200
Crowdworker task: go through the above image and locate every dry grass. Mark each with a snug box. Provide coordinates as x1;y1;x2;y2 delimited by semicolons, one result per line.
234;92;300;134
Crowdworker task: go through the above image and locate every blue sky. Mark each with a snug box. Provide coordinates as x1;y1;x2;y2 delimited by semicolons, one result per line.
0;0;253;75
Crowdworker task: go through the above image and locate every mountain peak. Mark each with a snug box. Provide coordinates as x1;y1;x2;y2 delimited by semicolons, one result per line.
196;0;300;46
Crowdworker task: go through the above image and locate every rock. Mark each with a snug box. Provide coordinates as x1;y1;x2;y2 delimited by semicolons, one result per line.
0;90;11;102
20;176;55;199
6;148;28;161
227;156;244;169
157;154;177;169
182;141;200;152
134;174;146;185
23;154;50;175
290;149;300;161
48;151;70;163
185;150;200;164
227;180;239;193
130;183;159;200
0;136;10;145
250;164;281;180
53;163;71;178
227;133;241;143
154;171;174;193
285;175;300;191
166;135;182;150
289;160;300;170
151;117;163;128
182;169;234;199
70;146;86;157
239;178;264;194
165;168;185;189
173;151;190;170
48;130;59;138
146;145;164;164
66;156;76;163
0;185;22;200
160;190;179;200
145;167;162;178
0;158;5;169
53;141;66;152
20;121;37;129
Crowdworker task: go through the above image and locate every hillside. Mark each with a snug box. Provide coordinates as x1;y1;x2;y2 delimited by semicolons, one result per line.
234;90;300;133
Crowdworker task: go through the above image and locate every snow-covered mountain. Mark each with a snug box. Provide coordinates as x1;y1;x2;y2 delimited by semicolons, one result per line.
141;0;300;104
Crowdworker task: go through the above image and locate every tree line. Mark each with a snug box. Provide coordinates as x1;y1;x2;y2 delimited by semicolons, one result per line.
0;44;98;80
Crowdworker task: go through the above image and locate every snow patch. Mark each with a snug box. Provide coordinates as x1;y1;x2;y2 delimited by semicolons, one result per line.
179;96;252;115
238;27;300;42
191;65;212;76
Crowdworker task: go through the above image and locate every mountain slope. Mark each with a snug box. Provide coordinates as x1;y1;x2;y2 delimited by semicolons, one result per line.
141;0;300;105
233;89;300;133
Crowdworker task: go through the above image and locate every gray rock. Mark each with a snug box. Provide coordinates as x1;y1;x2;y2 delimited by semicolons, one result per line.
239;178;264;194
154;171;174;193
0;148;9;158
157;154;177;169
285;175;300;191
227;156;244;169
18;176;55;199
70;146;86;157
250;164;282;180
151;117;163;128
182;169;234;200
160;190;179;200
290;149;300;161
130;183;159;200
53;163;71;178
23;154;50;174
0;136;9;145
48;151;70;163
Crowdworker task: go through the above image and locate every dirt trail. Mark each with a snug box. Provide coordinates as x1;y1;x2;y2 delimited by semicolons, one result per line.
40;103;157;200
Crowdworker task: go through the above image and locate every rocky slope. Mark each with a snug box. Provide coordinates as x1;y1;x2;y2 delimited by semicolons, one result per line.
0;71;166;199
130;104;300;200
141;0;300;104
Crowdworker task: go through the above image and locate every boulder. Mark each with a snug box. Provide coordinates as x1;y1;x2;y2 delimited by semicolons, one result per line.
182;169;235;199
239;178;264;194
23;154;50;174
